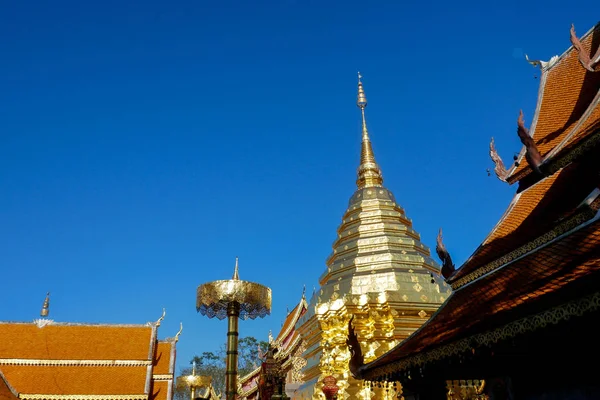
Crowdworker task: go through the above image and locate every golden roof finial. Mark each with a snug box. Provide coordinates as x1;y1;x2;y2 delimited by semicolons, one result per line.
40;292;50;318
233;257;239;280
356;72;383;189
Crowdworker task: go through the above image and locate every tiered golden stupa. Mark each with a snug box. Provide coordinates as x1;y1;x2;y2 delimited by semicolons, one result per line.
294;75;451;400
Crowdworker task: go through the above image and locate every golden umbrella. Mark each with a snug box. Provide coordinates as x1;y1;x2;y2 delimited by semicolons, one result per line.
197;258;272;400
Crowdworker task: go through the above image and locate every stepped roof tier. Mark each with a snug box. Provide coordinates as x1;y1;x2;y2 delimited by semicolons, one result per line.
239;293;308;400
294;75;450;400
0;310;181;400
353;22;600;398
317;74;449;308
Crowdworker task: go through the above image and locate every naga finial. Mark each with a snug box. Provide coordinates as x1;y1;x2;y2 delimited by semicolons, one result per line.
346;316;364;379
570;24;600;72
156;308;166;326
489;137;508;182
436;228;455;280
174;322;183;342
517;110;543;174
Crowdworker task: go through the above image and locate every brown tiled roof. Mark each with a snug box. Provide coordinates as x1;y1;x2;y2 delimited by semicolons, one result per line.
507;23;600;183
0;365;147;395
450;158;600;284
0;370;18;400
559;98;600;154
152;341;173;375
0;323;153;361
360;217;600;379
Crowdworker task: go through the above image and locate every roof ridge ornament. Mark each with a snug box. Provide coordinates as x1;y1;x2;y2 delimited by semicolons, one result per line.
517;110;543;175
570;24;600;72
436;228;455;280
174;322;183;342
525;54;559;71
355;72;384;189
156;308;166;326
489;137;508;182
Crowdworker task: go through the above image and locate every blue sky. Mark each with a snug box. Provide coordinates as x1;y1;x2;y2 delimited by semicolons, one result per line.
0;0;597;373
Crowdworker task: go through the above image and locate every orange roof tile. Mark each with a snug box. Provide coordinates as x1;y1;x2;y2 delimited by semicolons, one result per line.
151;380;170;400
152;342;173;375
508;24;600;183
0;323;153;361
451;158;600;283
0;370;18;400
0;365;147;395
560;98;600;153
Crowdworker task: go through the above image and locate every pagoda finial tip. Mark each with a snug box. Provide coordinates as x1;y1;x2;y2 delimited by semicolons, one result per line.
357;72;367;109
355;73;383;188
40;292;50;318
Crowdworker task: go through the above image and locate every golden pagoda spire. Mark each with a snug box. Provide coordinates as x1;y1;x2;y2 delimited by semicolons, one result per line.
40;292;50;318
356;72;383;189
233;257;239;280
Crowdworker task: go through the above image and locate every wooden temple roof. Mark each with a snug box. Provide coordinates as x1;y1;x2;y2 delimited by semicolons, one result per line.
450;158;600;287
357;21;600;382
0;320;178;400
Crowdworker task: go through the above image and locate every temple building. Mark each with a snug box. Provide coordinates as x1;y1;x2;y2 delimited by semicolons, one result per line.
239;291;308;400
0;295;181;400
294;76;451;400
351;22;600;399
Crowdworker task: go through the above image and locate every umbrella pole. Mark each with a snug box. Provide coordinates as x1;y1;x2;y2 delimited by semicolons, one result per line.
225;302;240;400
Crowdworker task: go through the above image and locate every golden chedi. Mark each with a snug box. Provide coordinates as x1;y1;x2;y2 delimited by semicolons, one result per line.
294;74;451;400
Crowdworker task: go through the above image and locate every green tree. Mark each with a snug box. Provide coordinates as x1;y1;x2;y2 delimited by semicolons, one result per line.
175;337;269;400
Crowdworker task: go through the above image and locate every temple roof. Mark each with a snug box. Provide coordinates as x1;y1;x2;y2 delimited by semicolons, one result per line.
0;322;154;361
0;319;178;400
506;22;600;184
360;213;600;379
317;75;450;306
450;156;600;288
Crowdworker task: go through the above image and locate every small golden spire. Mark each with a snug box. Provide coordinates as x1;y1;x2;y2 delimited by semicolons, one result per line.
356;72;383;189
233;257;239;280
40;292;50;318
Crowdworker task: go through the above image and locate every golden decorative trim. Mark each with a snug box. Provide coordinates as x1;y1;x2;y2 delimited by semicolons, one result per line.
544;128;600;176
451;201;599;290
19;395;147;400
363;291;600;380
0;359;151;366
152;374;173;380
